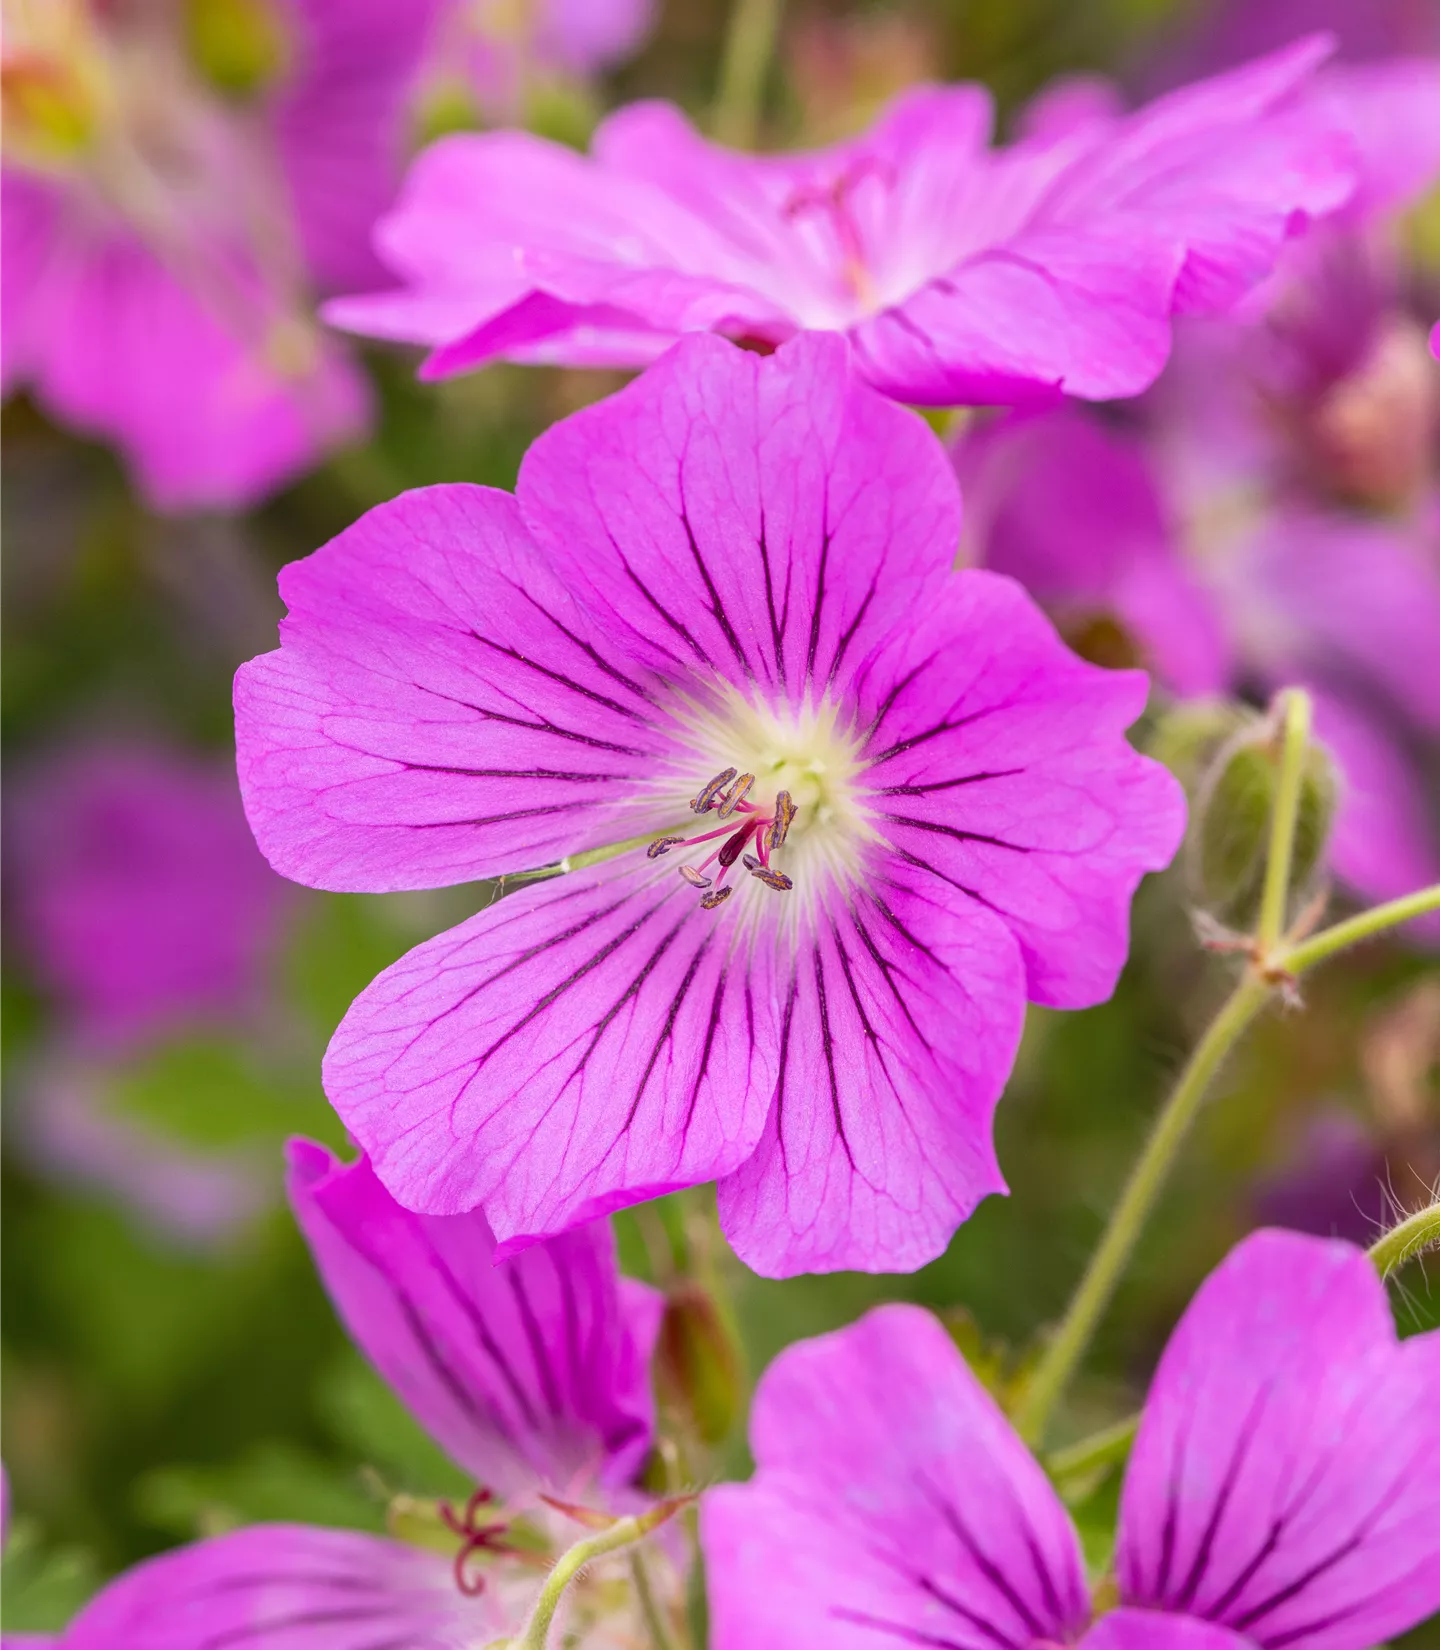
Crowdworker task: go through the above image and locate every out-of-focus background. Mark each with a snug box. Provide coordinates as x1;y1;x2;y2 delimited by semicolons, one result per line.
3;0;1438;1636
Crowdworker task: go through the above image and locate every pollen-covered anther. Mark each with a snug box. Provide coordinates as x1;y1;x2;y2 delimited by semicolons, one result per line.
715;772;755;819
765;790;797;852
647;836;686;859
692;767;738;813
678;865;713;889
699;886;734;910
750;866;793;892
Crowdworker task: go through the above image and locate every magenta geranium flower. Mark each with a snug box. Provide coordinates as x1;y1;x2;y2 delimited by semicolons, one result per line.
1;0;435;511
46;1141;673;1647
8;740;288;1052
704;1227;1440;1650
956;58;1440;924
326;36;1353;407
234;333;1184;1276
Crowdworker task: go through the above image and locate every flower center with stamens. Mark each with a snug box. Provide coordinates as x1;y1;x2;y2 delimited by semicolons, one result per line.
644;693;873;914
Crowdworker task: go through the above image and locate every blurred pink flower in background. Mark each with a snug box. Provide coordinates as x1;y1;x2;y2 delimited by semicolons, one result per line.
955;56;1440;923
1;0;436;512
7;740;293;1242
11;741;287;1050
328;37;1354;406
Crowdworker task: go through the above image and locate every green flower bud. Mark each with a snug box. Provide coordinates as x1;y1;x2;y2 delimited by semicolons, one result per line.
1188;711;1337;934
654;1283;744;1450
185;0;289;100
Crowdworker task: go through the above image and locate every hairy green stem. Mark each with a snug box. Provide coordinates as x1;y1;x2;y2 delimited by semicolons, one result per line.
1014;969;1272;1445
508;1499;690;1650
1368;1201;1440;1277
1255;688;1312;959
1283;884;1440;975
714;0;784;146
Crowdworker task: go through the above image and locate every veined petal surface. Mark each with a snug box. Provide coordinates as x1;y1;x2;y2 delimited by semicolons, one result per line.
704;1303;1089;1649
1117;1229;1440;1650
287;1142;662;1498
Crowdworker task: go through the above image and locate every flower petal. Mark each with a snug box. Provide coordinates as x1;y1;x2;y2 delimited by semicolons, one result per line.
61;1524;497;1648
956;409;1233;695
234;482;681;891
287;1140;662;1498
703;1303;1089;1649
322;860;778;1242
854;569;1186;1008
1306;689;1440;941
516;332;959;702
275;0;440;293
715;860;1025;1277
8;218;368;513
1117;1228;1440;1650
1079;1609;1253;1650
1246;511;1440;732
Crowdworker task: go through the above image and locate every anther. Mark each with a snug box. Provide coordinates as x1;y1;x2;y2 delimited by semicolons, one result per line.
678;865;712;889
741;852;761;871
700;885;734;910
750;866;793;892
765;790;797;852
647;836;686;859
716;772;754;819
692;768;737;813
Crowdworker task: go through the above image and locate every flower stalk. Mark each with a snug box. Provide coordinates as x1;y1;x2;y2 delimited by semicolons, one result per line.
503;1497;694;1650
1368;1199;1440;1277
1014;685;1440;1447
714;0;785;147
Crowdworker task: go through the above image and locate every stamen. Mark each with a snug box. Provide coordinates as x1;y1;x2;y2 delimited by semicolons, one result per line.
750;866;793;892
700;886;734;910
692;768;737;813
679;865;712;889
647;836;687;859
765;791;797;853
716;772;754;819
741;852;761;871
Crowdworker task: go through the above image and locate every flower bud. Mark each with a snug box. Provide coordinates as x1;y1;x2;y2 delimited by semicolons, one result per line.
185;0;290;100
1188;711;1337;934
653;1283;745;1450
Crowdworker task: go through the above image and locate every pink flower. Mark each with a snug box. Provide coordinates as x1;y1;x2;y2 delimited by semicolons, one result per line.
1;0;436;511
33;1142;674;1645
9;740;288;1051
234;333;1184;1277
328;37;1354;406
955;58;1440;924
704;1228;1440;1650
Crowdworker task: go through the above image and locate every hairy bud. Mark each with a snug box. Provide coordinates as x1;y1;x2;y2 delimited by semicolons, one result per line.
654;1283;745;1449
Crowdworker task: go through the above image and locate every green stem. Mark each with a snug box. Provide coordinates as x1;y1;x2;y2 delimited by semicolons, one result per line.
713;0;785;147
1255;688;1312;960
1284;884;1440;976
630;1547;683;1650
1014;969;1272;1446
1368;1201;1440;1277
1044;1413;1140;1483
510;1500;690;1650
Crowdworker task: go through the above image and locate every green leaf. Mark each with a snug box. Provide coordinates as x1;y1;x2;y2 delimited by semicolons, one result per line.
0;1521;100;1632
134;1441;386;1540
